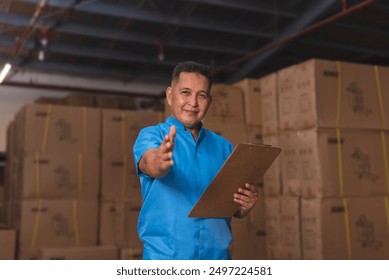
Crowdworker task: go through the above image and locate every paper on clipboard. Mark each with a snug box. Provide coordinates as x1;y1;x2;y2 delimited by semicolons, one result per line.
188;143;281;218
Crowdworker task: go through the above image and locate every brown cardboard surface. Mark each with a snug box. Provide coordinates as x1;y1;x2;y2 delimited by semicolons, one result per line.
102;109;160;156
0;228;16;259
280;128;389;197
204;122;248;147
302;196;389;260
189;143;281;218
95;95;119;109
120;247;143;260
265;197;282;259
231;218;267;260
233;78;262;126
262;135;282;197
278;59;389;131
14;199;98;248
17;152;100;199
280;196;301;260
101;154;141;200
42;245;119;260
14;104;101;155
260;73;278;136
99;200;142;248
204;83;245;124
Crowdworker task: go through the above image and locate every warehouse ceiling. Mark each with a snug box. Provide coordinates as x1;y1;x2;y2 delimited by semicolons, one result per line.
0;0;388;90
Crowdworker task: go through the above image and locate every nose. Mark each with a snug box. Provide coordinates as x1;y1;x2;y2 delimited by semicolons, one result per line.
188;93;198;107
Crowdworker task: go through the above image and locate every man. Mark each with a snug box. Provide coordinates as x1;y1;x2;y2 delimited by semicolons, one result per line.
133;61;258;260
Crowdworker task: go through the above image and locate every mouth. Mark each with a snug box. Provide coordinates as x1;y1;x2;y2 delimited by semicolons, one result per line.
184;109;199;114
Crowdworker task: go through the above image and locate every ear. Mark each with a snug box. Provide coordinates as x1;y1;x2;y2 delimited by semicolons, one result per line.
166;86;173;106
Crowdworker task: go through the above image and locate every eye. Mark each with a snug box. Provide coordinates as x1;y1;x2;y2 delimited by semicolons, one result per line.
180;90;191;96
198;92;209;100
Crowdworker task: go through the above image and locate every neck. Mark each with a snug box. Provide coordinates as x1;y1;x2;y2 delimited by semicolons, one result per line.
186;124;201;141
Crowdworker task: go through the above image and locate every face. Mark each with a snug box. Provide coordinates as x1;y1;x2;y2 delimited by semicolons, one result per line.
166;72;212;130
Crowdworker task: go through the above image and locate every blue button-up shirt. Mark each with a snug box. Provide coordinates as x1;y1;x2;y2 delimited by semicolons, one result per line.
133;116;234;259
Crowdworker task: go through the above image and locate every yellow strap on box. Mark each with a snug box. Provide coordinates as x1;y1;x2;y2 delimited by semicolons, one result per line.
342;198;352;259
121;154;128;198
336;62;345;197
374;66;387;129
82;107;87;153
72;200;80;246
335;61;342;127
384;197;389;236
78;153;83;199
336;128;345;197
35;151;41;199
41;105;52;152
30;199;43;249
381;131;389;195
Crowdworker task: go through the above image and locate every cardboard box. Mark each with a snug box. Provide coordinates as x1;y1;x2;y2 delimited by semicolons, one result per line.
204;84;245;124
99;200;142;248
301;196;389;259
120;248;143;260
231;218;267;260
102;109;160;156
204;122;247;147
265;197;282;259
16;152;100;199
278;59;389;131
101;154;141;200
63;93;95;107
95;95;119;109
0;228;16;259
14;199;98;248
260;73;278;136
34;96;66;105
18;245;119;260
280;128;389;197
280;196;301;260
249;194;265;224
234;78;262;126
246;125;263;144
117;96;137;111
262;134;282;197
45;245;118;260
14;104;101;155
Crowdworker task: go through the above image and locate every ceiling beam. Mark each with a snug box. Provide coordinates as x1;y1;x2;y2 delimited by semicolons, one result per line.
17;0;274;38
0;11;250;57
225;0;339;82
184;0;298;18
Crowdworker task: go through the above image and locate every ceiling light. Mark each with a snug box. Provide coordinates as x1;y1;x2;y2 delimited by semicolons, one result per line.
0;63;12;84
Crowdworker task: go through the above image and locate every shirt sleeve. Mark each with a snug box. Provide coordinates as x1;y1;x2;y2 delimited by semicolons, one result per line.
133;126;163;176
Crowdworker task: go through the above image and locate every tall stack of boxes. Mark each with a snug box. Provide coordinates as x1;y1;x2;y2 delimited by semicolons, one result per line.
258;73;285;259
202;81;267;259
2;101;161;259
277;59;389;259
6;104;109;259
99;109;160;260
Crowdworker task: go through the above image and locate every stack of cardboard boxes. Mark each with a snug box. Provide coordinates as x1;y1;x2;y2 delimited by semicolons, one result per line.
99;109;160;260
2;102;161;259
267;59;389;259
201;81;267;260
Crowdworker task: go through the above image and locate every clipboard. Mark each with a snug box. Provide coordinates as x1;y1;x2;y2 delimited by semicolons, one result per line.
188;143;281;218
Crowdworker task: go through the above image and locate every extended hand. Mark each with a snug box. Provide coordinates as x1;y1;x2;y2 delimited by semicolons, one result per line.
139;125;176;178
156;125;176;172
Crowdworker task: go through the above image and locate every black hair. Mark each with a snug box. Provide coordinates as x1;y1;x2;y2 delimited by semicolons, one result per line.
171;61;213;89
